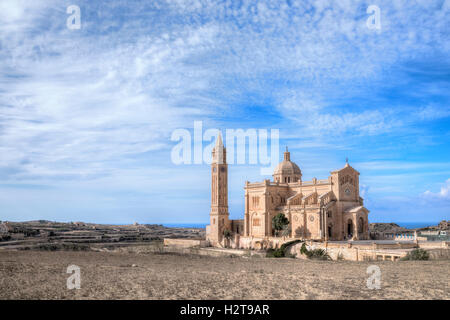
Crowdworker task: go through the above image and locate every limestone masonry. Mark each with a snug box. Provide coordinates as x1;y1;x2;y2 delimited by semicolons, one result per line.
206;134;370;248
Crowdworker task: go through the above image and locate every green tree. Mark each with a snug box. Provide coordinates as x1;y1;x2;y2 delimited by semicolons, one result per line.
223;229;232;248
401;248;429;261
223;229;232;239
272;213;289;237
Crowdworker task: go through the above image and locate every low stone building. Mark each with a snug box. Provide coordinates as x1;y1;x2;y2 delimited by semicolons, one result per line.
0;222;12;234
439;220;449;230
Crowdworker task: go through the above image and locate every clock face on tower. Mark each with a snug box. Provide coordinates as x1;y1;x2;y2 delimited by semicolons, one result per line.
220;167;226;173
213;167;217;172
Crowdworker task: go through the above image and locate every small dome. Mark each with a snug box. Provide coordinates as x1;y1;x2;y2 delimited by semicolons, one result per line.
273;147;301;178
273;160;301;176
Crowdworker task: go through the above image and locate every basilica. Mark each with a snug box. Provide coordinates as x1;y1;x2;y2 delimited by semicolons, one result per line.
206;134;370;248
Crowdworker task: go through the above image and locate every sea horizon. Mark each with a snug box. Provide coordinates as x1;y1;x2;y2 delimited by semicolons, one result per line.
2;220;441;230
163;221;441;230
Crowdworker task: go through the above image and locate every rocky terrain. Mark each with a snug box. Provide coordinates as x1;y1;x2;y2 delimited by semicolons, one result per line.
369;223;409;233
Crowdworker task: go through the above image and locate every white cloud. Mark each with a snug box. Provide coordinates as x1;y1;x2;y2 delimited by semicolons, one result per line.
0;1;449;223
424;178;450;199
417;105;450;121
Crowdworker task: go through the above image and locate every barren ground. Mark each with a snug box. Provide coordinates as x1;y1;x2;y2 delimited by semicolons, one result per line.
0;250;448;300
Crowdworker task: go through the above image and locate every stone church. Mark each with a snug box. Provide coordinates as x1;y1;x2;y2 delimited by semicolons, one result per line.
206;134;370;248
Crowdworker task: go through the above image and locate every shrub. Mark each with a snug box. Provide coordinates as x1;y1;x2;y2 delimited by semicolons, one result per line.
266;240;301;258
305;248;331;260
300;243;308;255
401;248;429;261
266;248;285;258
299;243;331;260
28;243;91;251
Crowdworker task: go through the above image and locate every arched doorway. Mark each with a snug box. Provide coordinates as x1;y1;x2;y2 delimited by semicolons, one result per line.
328;224;333;238
347;219;353;238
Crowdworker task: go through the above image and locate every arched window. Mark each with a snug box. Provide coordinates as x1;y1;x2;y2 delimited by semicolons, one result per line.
358;217;364;233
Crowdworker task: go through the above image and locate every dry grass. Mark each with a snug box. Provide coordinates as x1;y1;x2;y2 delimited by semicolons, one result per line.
0;250;448;300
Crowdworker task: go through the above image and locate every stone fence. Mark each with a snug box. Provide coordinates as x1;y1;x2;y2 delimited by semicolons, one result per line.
163;238;208;248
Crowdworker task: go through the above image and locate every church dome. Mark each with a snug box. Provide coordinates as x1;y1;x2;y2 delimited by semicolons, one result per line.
273;159;301;176
273;147;302;183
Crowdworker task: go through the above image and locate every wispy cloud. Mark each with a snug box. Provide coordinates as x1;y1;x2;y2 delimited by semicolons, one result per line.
0;0;449;222
423;178;450;200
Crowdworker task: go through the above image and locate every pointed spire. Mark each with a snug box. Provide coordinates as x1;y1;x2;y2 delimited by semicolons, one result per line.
213;131;225;164
216;131;223;148
345;157;349;167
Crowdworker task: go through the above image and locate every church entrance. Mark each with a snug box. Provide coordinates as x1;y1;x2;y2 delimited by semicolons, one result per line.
347;219;353;238
328;225;332;238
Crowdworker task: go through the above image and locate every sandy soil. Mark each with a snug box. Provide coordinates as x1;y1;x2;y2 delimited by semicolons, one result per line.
0;250;448;300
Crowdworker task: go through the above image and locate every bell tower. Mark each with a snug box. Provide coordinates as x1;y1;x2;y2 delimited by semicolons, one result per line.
207;133;229;245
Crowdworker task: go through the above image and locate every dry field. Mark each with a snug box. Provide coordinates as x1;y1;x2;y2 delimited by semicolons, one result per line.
0;250;448;300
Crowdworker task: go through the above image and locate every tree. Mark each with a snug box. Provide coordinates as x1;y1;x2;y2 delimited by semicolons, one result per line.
272;213;289;237
223;229;232;239
223;229;232;248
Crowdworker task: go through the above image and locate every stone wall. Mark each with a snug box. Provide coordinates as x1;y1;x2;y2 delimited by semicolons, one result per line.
286;240;449;261
164;237;449;261
163;238;208;248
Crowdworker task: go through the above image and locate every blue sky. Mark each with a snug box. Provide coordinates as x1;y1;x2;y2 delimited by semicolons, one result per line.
0;0;449;224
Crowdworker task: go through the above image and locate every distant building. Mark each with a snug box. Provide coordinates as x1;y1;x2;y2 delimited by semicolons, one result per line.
438;220;449;230
0;222;12;234
371;231;417;241
420;230;440;236
0;223;8;234
419;229;450;241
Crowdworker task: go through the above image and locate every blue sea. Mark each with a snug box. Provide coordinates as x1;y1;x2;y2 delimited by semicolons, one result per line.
394;222;438;229
163;223;207;229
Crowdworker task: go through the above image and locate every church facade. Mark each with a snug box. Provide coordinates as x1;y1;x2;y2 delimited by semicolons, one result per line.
206;134;370;248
